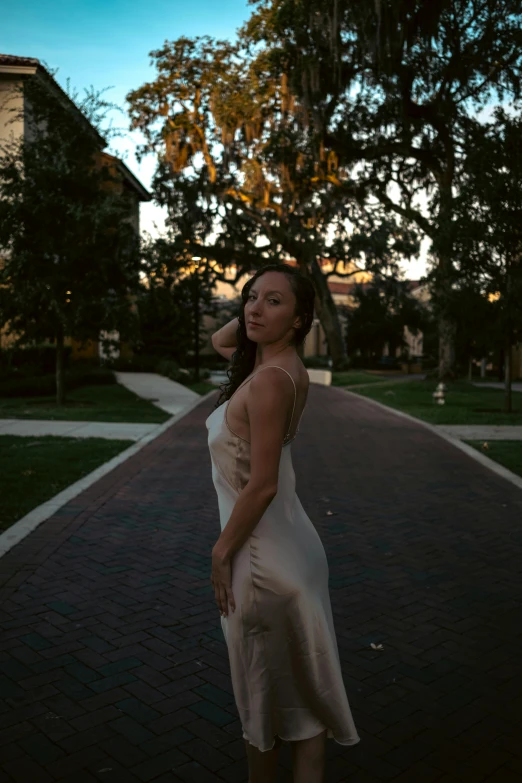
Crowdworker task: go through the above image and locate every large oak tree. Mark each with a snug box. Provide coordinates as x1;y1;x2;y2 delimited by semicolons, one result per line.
127;36;418;368
247;0;522;377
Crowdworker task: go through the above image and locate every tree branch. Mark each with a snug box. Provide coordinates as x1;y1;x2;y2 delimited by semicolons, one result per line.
373;186;434;239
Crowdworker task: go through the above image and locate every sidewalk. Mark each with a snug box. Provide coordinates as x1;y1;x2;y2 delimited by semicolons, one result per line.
0;418;160;441
473;381;522;392
0;373;199;439
1;385;522;781
437;424;522;441
115;372;200;417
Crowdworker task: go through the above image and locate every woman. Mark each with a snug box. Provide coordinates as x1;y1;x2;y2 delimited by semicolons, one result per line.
206;263;360;783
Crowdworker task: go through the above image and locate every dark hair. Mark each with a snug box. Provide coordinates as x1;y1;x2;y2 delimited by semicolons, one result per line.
214;263;316;408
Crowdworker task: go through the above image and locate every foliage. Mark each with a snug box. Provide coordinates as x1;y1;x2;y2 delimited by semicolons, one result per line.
344;278;426;361
245;0;522;377
0;368;116;398
0;343;72;375
0;75;141;402
451;108;522;403
126;34;420;368
453;109;522;338
135;236;218;365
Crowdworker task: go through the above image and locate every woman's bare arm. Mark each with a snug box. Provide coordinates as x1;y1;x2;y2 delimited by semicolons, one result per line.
210;369;293;617
212;369;292;560
211;317;239;361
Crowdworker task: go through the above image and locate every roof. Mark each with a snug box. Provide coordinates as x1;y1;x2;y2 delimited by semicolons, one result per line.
0;55;41;69
0;53;151;203
0;54;106;147
102;153;151;202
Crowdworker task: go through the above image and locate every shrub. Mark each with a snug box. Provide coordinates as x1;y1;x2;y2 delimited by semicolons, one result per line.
0;343;72;374
105;354;159;373
0;368;116;398
155;358;210;385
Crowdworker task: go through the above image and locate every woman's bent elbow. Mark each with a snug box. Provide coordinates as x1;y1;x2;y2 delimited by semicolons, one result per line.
261;484;279;502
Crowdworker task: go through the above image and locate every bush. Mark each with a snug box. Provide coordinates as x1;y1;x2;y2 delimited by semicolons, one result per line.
0;343;72;374
155;358;210;385
105;354;163;373
185;353;229;370
0;368;116;398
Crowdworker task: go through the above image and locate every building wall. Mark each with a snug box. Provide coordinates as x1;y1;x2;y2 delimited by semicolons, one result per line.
0;76;24;147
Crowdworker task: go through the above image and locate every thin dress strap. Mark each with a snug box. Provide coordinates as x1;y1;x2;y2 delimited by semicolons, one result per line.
226;364;297;442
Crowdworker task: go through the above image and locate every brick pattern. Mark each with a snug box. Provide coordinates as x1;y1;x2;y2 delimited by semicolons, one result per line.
1;384;522;781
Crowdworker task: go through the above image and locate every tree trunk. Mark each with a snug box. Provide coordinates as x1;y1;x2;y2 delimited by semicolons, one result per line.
435;180;457;380
56;326;65;406
480;357;487;378
504;340;512;414
438;313;457;380
306;257;349;370
467;356;473;383
193;267;200;383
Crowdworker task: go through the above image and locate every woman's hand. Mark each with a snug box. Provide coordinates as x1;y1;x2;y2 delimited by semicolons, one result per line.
211;543;236;618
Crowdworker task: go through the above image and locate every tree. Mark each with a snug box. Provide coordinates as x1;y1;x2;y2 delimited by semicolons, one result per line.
137;234;217;376
245;0;522;378
0;75;140;404
452;109;522;411
127;37;419;369
344;278;425;363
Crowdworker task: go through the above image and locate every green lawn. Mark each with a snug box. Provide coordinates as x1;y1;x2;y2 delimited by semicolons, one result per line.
331;370;395;387
0;383;170;423
465;440;522;478
0;436;133;531
352;379;522;425
187;380;217;396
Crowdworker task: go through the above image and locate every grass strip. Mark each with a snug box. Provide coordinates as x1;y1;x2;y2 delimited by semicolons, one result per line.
351;379;522;425
464;440;522;479
0;383;170;423
0;435;133;531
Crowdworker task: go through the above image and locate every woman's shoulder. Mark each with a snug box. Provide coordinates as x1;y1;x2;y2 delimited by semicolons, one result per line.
270;359;309;393
252;360;308;393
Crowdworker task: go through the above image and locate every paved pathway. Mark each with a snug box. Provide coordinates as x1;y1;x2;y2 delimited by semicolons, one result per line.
1;386;522;782
437;425;522;441
115;373;200;417
0;374;197;440
0;419;160;441
473;382;522;393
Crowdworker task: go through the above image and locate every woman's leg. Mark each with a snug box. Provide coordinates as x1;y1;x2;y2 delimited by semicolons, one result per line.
291;729;327;783
244;735;281;783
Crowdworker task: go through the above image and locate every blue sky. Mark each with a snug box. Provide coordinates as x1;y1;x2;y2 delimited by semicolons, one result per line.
1;0;252;237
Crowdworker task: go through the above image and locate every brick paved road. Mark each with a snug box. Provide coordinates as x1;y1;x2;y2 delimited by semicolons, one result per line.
1;384;522;783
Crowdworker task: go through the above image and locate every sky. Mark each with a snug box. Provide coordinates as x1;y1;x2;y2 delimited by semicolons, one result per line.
2;0;429;279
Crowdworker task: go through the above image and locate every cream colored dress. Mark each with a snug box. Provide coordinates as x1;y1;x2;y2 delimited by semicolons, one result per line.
206;365;360;753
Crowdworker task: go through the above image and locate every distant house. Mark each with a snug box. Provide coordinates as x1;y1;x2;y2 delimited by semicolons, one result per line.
0;54;151;361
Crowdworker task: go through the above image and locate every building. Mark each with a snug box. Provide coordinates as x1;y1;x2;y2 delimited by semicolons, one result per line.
0;54;151;360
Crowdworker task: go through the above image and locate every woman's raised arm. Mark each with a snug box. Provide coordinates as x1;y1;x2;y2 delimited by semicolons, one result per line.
211;317;239;361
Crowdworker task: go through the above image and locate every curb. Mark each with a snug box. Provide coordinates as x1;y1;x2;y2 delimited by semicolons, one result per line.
344;389;522;494
0;391;216;560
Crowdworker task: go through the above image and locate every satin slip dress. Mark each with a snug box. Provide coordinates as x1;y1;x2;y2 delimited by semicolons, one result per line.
205;364;360;753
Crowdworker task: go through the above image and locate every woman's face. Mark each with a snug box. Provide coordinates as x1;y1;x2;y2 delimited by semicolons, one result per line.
244;271;302;344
